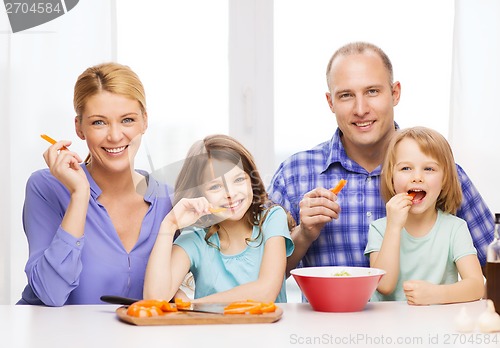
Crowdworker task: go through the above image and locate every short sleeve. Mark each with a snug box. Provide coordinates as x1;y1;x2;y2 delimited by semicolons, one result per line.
364;218;387;256
451;219;478;262
174;229;207;270
261;206;294;257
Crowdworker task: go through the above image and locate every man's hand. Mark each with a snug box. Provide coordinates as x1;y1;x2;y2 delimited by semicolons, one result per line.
286;187;341;276
298;187;340;242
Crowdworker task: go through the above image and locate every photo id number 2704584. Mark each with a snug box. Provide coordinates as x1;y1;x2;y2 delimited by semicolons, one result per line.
442;333;498;345
5;2;62;14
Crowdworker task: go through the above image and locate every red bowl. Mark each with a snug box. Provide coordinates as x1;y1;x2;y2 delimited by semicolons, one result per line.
290;266;386;312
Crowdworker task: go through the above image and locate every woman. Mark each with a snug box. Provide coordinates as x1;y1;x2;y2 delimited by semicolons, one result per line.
18;63;172;306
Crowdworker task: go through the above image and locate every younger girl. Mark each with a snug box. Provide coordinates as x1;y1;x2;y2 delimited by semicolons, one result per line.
364;127;484;304
144;134;294;303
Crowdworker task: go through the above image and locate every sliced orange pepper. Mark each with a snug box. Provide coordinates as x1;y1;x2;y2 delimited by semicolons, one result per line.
127;303;164;317
159;302;178;312
330;179;347;195
127;299;178;317
174;298;192;309
224;300;257;309
224;304;260;314
223;300;277;315
260;302;277;313
408;192;417;199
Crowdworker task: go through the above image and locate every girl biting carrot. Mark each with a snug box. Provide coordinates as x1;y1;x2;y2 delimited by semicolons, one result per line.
364;127;484;305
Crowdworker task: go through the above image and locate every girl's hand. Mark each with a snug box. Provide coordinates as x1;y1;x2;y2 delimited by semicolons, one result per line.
403;280;437;305
385;193;413;232
163;197;211;232
43;141;89;194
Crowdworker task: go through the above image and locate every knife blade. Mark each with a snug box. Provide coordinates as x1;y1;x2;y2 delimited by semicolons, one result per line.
100;295;225;315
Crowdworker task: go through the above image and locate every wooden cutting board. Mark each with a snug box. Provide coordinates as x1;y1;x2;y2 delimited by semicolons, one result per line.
116;306;283;326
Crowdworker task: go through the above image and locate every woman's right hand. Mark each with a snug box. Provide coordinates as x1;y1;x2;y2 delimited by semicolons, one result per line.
163;197;211;232
43;141;89;194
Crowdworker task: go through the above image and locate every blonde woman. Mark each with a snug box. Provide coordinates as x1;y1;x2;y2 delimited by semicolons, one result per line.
19;63;172;306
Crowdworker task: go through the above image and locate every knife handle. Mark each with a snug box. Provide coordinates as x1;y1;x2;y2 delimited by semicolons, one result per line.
100;295;140;305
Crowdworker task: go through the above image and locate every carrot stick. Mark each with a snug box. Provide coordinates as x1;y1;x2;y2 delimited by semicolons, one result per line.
40;134;68;151
330;179;347;195
209;207;227;213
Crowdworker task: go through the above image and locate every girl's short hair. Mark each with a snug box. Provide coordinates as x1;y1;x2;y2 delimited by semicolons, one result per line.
326;41;394;87
380;126;462;214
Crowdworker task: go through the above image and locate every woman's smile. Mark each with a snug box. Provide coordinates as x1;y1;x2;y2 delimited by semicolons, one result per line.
103;145;128;155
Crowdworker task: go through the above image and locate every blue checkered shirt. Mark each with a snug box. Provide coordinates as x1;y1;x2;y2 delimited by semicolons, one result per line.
268;127;494;267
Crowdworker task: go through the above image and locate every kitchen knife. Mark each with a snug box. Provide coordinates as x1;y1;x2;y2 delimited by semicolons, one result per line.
100;295;225;314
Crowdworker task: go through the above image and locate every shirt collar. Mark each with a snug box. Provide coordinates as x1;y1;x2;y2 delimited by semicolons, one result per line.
81;164;163;204
322;121;400;174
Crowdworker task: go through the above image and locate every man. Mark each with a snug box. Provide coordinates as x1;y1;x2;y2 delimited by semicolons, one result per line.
268;42;494;276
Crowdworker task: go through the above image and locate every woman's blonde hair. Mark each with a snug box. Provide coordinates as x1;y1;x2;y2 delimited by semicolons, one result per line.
73;62;147;163
380;126;462;214
74;62;146;117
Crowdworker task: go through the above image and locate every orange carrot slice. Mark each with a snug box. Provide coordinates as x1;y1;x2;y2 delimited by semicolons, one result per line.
40;134;68;151
209;207;227;213
330;179;347;195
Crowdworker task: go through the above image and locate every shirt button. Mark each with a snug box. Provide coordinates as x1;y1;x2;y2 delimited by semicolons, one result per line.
366;212;372;217
76;241;81;246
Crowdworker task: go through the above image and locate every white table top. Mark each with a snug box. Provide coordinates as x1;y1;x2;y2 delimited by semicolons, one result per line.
2;300;498;348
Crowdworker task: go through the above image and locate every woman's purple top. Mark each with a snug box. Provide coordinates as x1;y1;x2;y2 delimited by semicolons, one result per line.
18;164;172;306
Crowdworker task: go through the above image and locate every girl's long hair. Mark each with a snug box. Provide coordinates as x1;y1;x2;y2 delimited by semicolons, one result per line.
174;134;295;247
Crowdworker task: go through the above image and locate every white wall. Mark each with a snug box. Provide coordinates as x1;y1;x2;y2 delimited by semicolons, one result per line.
1;0;499;305
449;0;500;215
1;0;116;304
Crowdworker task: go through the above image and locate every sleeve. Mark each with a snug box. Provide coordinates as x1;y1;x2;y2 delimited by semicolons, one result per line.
267;164;300;225
261;206;294;257
174;228;204;271
451;218;478;263
22;170;84;306
364;219;386;256
455;164;495;266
